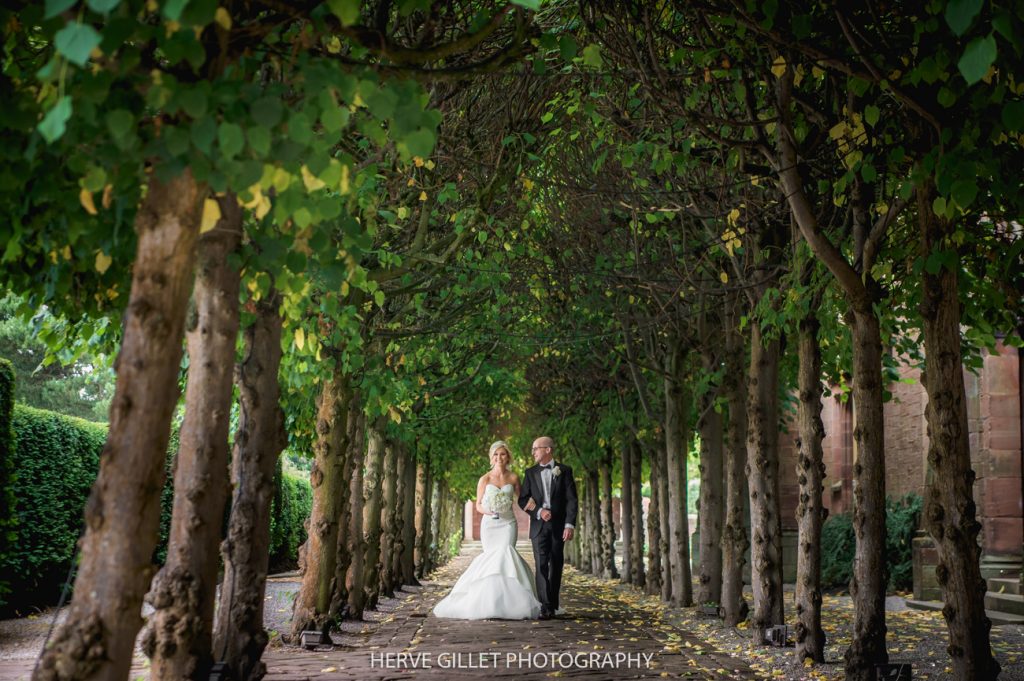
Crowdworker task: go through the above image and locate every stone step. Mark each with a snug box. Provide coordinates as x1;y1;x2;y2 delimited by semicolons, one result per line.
905;598;1024;626
985;591;1024;616
987;576;1022;596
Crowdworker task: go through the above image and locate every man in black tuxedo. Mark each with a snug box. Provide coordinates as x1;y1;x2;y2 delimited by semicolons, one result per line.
518;436;578;620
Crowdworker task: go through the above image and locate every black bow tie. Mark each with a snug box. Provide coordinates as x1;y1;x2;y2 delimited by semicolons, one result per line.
542;463;553;469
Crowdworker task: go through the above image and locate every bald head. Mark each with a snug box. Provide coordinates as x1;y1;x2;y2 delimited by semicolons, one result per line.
531;436;555;465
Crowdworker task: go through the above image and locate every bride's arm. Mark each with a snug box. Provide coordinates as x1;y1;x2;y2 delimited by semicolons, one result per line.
474;476;489;515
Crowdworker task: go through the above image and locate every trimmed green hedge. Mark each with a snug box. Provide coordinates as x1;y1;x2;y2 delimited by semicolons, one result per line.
821;493;922;592
0;393;313;612
268;462;313;572
0;359;17;604
1;404;108;613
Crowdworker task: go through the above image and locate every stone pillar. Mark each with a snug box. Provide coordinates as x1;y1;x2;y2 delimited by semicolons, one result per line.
970;342;1022;578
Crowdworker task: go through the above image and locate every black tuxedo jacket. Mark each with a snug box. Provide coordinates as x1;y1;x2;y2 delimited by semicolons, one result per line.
518;462;579;539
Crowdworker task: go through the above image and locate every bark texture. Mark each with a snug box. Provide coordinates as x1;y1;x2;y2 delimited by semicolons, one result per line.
656;440;673;602
696;355;724;606
400;448;419;585
621;441;634;584
665;342;692;607
645;442;663;597
346;413;369;619
918;190;998;680
380;438;400;597
360;417;387;613
33;170;203;681
414;462;431;578
328;398;363;621
721;318;749;626
144;196;241;681
747;325;783;643
795;312;827;662
213;289;285;681
599;450;618;579
629;439;645;588
291;373;352;638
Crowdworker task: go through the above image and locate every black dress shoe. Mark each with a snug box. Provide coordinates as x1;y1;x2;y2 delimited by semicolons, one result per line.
538;610;552;620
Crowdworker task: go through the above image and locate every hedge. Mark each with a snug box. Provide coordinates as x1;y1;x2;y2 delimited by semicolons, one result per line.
0;392;313;613
0;359;17;604
820;493;923;592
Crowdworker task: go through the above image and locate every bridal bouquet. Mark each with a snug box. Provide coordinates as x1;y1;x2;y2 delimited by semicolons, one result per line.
485;488;513;515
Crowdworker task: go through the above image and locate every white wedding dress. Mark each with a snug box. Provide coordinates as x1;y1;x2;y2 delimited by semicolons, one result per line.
432;483;542;620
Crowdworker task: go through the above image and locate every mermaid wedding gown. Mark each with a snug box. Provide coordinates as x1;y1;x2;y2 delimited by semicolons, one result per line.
432;483;542;620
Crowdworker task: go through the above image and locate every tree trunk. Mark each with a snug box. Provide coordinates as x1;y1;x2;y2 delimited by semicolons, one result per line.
586;469;602;574
645;442;663;597
291;372;352;638
795;311;827;663
696;356;724;607
722;319;749;626
600;449;618;579
360;417;387;613
33;171;203;681
213;288;285;681
843;308;889;679
380;438;400;597
414;462;431;578
328;398;364;621
621;441;634;584
918;190;998;680
428;477;441;571
400;447;419;586
144;196;241;681
630;439;645;588
747;324;783;643
346;413;369;619
657;440;673;601
665;343;692;607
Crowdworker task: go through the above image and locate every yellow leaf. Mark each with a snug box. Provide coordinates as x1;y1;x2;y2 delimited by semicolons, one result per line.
425;159;435;170
325;36;341;53
301;165;326;192
397;206;409;220
413;156;425;167
80;188;98;215
320;667;336;673
523;177;535;190
720;271;729;284
102;184;113;209
200;198;221;233
294;327;305;350
829;121;848;141
771;55;787;78
61;245;72;260
340;165;350;194
727;207;740;225
214;7;231;30
418;190;427;201
95;250;112;274
388;405;402;424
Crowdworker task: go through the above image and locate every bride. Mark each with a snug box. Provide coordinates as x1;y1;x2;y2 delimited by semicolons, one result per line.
432;441;542;620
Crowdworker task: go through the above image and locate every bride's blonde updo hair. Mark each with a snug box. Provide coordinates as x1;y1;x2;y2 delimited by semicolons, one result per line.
489;440;511;459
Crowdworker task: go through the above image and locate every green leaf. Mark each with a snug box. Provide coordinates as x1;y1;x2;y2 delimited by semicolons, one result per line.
945;0;982;36
45;0;77;19
402;128;436;159
55;22;102;67
86;0;121;12
559;35;578;62
179;89;208;118
251;97;283;128
321;105;349;133
327;0;360;26
163;0;190;21
218;122;244;158
373;289;385;307
958;35;997;85
951;179;978;209
1001;101;1024;132
37;96;73;143
105;109;133;138
191;117;216;153
248;126;271;157
863;105;880;127
582;44;603;68
510;0;540;9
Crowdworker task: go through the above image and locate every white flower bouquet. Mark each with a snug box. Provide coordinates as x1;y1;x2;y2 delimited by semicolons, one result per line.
485;488;513;516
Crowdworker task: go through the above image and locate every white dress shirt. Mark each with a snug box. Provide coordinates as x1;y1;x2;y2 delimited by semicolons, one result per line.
536;462;573;529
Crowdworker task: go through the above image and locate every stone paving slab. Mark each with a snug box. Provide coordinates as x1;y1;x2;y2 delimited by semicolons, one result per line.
262;544;764;680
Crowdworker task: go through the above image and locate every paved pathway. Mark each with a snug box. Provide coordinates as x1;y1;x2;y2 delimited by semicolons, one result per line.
262;542;763;680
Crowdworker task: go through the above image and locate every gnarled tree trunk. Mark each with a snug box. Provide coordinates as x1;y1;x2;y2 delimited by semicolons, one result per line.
918;189;998;680
721;317;749;626
600;449;618;579
696;353;724;607
629;439;645;587
645;441;663;597
747;324;783;643
33;170;203;681
144;196;241;681
328;396;364;621
665;342;692;607
213;288;285;681
380;438;400;597
414;461;431;578
346;413;370;619
290;372;352;639
400;447;419;586
795;309;827;662
360;417;387;613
